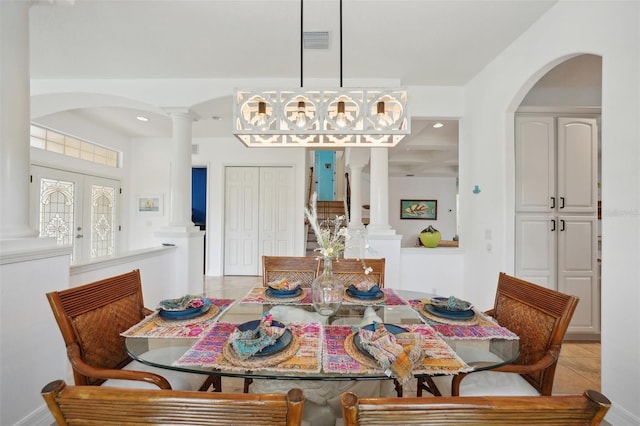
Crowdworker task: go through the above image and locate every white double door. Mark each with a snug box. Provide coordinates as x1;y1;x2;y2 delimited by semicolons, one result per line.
224;166;295;275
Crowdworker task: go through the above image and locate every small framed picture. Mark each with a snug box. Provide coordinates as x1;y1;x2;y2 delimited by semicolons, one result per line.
137;195;163;215
400;199;437;220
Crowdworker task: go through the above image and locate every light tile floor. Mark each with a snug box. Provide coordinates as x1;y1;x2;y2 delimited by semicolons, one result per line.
204;275;601;398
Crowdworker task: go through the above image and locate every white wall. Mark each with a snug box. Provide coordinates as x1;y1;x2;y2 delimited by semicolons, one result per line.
458;2;639;424
389;176;457;247
1;248;70;426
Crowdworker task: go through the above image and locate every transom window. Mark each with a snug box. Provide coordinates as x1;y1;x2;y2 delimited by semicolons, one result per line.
30;124;119;168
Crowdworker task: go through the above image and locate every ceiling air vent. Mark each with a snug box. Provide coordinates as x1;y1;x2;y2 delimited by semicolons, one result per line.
304;31;330;49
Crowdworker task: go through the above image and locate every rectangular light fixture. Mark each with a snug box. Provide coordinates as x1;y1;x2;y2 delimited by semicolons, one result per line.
233;88;410;147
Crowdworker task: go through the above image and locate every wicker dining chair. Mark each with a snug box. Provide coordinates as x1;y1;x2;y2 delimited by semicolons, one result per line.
323;257;386;288
340;389;610;426
46;269;219;392
42;379;305;426
418;272;579;397
262;255;320;288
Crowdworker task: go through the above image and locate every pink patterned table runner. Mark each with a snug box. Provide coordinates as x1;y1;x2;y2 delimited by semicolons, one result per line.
174;321;323;373
407;299;519;340
121;298;235;338
322;324;471;376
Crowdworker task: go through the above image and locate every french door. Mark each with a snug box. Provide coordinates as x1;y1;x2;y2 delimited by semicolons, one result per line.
30;165;120;262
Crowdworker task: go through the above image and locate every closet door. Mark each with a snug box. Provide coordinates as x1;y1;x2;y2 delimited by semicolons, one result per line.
224;166;295;275
224;167;260;275
515;214;556;290
259;167;294;257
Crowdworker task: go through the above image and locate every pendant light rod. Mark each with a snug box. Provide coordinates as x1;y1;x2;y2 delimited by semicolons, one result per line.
340;0;343;87
300;0;304;88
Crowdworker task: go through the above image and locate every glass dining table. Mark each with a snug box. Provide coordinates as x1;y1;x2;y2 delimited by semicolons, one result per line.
125;287;519;387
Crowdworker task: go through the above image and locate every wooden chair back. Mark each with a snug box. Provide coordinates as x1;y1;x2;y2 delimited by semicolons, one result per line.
326;258;386;288
341;389;610;426
485;272;579;395
262;256;320;288
46;269;169;388
42;379;305;426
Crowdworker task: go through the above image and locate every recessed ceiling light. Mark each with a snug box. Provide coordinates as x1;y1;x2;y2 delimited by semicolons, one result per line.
136;116;149;122
433;122;444;128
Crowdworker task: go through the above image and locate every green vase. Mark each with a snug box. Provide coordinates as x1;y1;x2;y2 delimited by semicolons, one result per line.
420;226;441;248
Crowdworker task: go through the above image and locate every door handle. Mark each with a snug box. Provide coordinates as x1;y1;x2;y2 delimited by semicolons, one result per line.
560;219;565;231
551;219;556;232
560;197;565;209
550;197;555;209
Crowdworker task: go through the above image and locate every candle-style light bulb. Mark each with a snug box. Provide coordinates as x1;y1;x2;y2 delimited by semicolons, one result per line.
256;101;268;128
376;101;389;127
336;101;347;127
296;101;307;128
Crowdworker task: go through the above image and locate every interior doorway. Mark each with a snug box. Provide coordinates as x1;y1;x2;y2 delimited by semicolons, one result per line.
314;150;335;201
192;167;207;272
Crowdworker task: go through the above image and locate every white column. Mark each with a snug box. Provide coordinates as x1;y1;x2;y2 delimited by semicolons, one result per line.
166;109;197;230
0;1;37;239
367;147;394;235
347;164;365;230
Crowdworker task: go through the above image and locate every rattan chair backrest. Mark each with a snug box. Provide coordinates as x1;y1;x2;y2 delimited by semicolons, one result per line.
326;258;386;288
46;270;147;386
491;272;579;395
262;256;320;288
42;379;305;426
341;389;610;426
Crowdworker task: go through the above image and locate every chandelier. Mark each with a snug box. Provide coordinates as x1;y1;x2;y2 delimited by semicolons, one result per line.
232;1;409;147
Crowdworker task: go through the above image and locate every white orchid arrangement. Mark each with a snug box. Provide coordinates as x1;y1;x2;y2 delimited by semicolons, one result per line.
304;193;373;274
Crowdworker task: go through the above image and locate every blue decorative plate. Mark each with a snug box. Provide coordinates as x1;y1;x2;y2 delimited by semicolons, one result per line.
430;296;473;312
353;323;407;359
265;287;303;299
236;320;293;358
346;288;384;300
158;299;211;320
347;284;381;297
424;304;475;320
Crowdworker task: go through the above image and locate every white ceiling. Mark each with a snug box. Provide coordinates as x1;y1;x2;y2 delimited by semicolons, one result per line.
29;0;561;177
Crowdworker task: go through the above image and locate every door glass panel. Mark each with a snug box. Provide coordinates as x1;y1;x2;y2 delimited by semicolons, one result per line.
90;185;115;258
39;178;75;247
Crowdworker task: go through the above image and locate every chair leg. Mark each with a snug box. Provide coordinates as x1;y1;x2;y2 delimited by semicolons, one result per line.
393;379;403;397
416;376;441;397
199;376;222;392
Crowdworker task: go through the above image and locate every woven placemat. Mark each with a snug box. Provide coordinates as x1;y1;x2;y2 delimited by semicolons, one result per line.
222;333;301;368
262;289;306;304
343;290;387;305
154;304;220;327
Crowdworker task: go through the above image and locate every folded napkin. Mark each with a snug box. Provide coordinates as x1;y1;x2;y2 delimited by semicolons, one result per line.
357;322;422;384
431;296;472;311
349;280;378;292
230;312;286;360
158;295;206;311
267;278;301;291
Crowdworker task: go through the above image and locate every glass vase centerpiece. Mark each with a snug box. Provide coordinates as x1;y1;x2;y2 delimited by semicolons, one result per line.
304;193;348;316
